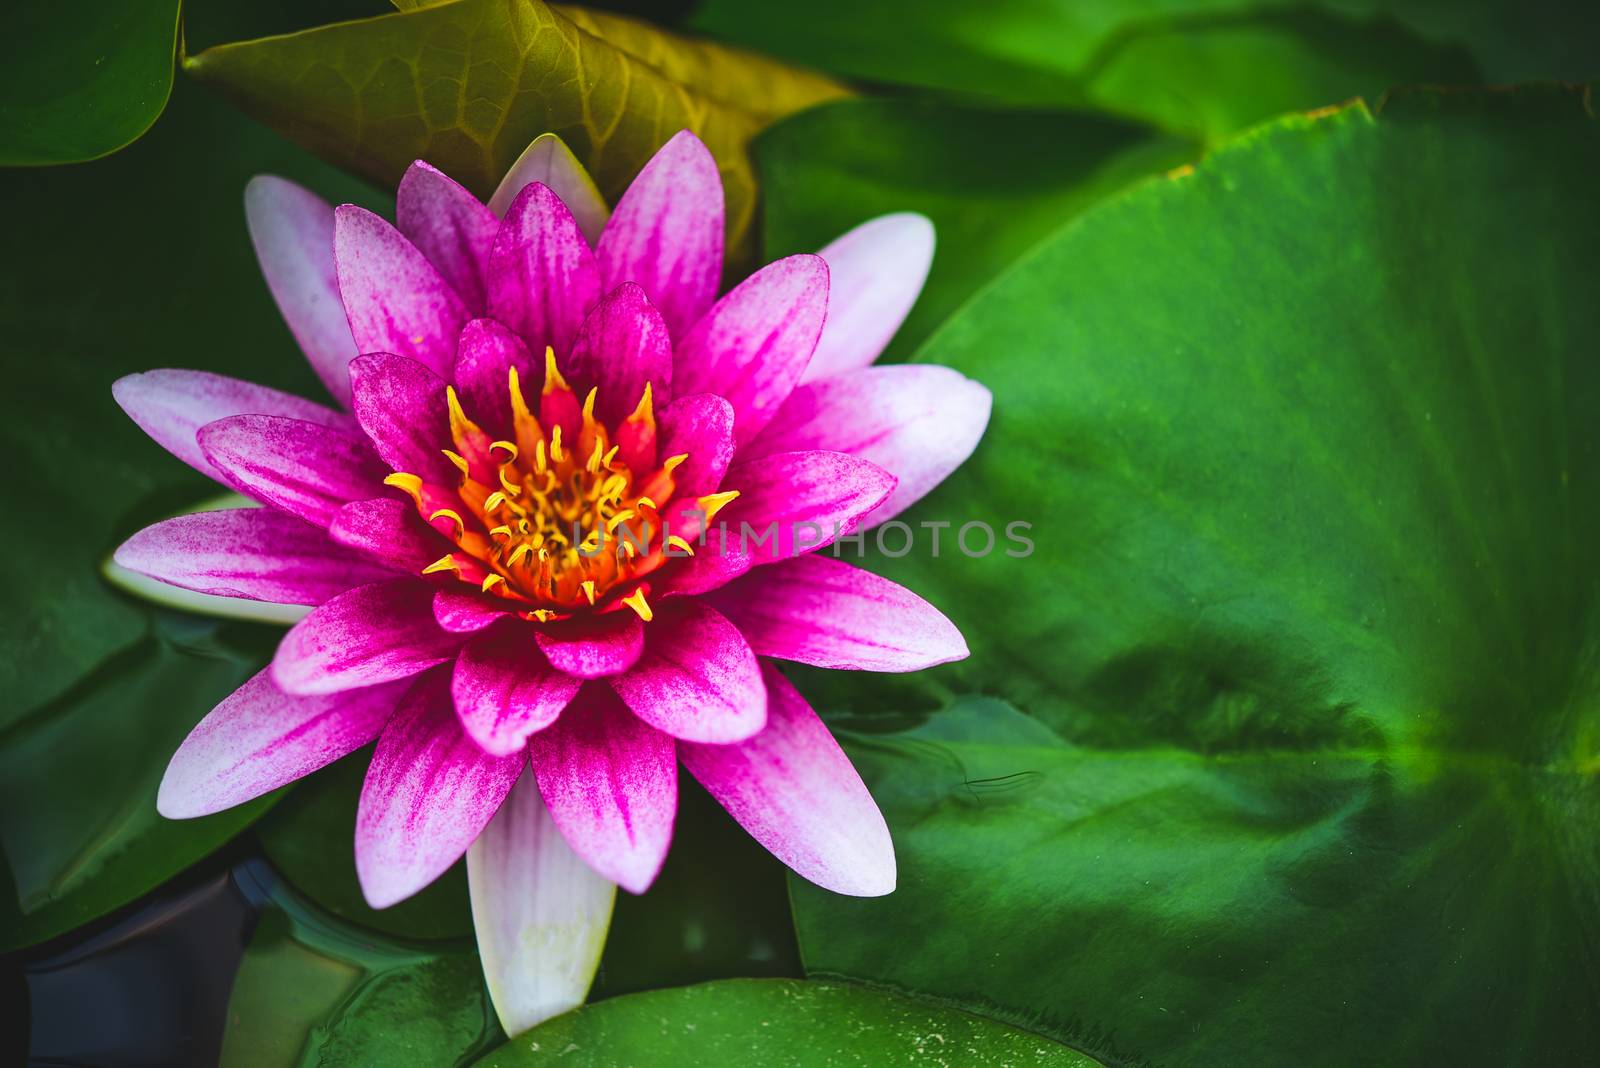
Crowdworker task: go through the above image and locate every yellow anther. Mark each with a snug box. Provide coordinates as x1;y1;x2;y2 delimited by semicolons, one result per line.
626;382;655;427
446;386;482;442
601;445;620;468
666;534;695;556
481;574;505;593
550;425;565;464
484;491;508;513
535;440;547;473
440;449;470;477
542;346;569;394
506;544;533;568
582;387;598;423
696;490;740;522
428;509;465;537
421;554;460;576
581;580;596;604
490;440;518;462
634;496;656;511
662;453;689;474
621;588;653;622
606;509;637;533
489;525;513;539
383;472;423;503
498;466;522;496
586;439;605;474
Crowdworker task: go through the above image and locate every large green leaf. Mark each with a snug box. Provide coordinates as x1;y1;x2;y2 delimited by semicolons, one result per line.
758;99;1194;358
0;0;181;165
479;978;1103;1066
183;0;848;261
694;1;1596;142
789;87;1600;1066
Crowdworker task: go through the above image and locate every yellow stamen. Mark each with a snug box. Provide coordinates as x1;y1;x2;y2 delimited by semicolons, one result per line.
666;534;695;556
422;554;460;576
662;453;688;474
507;543;534;568
626;382;655;428
481;574;505;593
605;509;637;533
635;496;656;511
484;491;508;512
489;525;513;539
550;425;565;464
621;588;653;622
534;439;547;473
383;472;423;505
530;608;555;622
498;465;522;496
490;440;518;462
428;509;465;537
542;346;569;394
601;444;620;468
581;580;596;604
446;386;483;443
582;386;598;423
440;449;470;477
697;490;740;523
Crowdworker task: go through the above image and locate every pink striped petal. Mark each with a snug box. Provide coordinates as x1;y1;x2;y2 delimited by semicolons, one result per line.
567;283;672;425
453;623;583;755
596;130;723;340
663;451;896;595
197;415;388;528
467;770;615;1036
747;365;991;526
158;669;405;819
681;661;894;896
115;508;392;607
802;213;934;383
610;600;765;743
487;182;598;358
330;498;450;574
273;578;462;695
534;612;645;680
672;255;828;447
705;554;967;672
348;353;457;484
113;369;349;482
454;319;535;440
656;393;734;501
397;160;499;313
435;589;512;634
244;176;360;407
334;204;467;377
489;133;610;245
357;669;525;907
528;684;676;894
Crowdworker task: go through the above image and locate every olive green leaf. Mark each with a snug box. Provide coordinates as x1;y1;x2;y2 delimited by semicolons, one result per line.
789;86;1600;1066
183;0;848;260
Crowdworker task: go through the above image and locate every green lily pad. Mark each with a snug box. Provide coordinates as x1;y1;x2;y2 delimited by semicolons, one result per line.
757;98;1194;358
478;978;1103;1066
790;87;1600;1066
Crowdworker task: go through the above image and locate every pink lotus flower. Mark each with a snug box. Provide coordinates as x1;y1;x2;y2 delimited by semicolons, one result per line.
111;130;989;1032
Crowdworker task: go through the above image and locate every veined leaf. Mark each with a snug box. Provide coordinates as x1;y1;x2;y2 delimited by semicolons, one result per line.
184;0;848;260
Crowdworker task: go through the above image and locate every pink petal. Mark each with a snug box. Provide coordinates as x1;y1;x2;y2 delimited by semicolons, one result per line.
487;182;598;358
567;283;672;425
528;684;676;894
672;254;828;447
115;508;393;607
273;578;462;695
610;600;765;743
489;133;610;245
348;353;457;484
244;176;361;408
746;365;991;526
467;769;615;1036
705;554;967;672
680;661;894;896
197;414;388;528
656;393;735;500
158;669;405;819
802;213;935;383
663;450;896;595
454;319;535;440
113;369;349;482
596;130;723;340
357;669;525;907
435;589;512;634
334;204;467;377
453;622;584;755
330;498;450;574
396;160;499;313
534;612;645;680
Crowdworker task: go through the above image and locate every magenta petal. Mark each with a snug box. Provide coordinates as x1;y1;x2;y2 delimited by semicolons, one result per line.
334;204;467;377
435;590;512;634
528;684;676;894
672;254;828;446
198;414;388;528
487;182;599;358
681;661;894;896
158;669;405;819
357;669;525;907
664;450;896;595
115;508;393;607
113;369;349;482
596;130;723;340
245;176;361;408
534;612;645;680
610;600;765;743
567;283;672;424
656;393;735;500
330;498;451;574
454;319;535;439
273;579;462;695
705;555;967;672
489;133;610;245
746;365;991;526
453;623;583;755
802;213;935;383
397;160;500;313
349;353;456;484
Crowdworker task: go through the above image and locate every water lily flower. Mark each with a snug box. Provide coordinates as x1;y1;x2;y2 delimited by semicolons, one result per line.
111;130;990;1033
